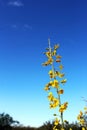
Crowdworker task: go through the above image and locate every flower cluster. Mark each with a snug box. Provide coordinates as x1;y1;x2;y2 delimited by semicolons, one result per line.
42;39;68;129
59;102;68;113
77;107;87;126
48;92;59;108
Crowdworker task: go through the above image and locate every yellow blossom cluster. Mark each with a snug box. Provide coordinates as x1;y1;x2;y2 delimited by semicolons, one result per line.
84;107;87;114
44;78;66;91
59;102;68;112
42;57;53;66
42;44;61;67
53;118;60;130
77;107;87;126
44;80;59;90
54;118;60;126
48;70;65;79
82;127;87;130
77;111;85;125
48;92;59;108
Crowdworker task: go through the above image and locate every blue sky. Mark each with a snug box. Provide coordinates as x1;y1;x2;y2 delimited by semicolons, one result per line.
0;0;87;127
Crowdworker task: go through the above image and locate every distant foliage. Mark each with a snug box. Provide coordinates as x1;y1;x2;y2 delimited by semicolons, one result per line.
37;121;86;130
0;112;86;130
0;113;19;130
0;113;19;126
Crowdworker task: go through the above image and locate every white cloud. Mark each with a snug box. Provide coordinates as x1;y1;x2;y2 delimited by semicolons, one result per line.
8;0;24;7
10;24;32;31
24;24;32;30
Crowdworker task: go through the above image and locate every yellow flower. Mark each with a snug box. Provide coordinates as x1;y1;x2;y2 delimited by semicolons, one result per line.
45;51;51;58
49;70;53;75
44;86;50;91
59;102;68;112
53;125;59;130
50;101;59;109
53;98;59;106
50;103;54;108
84;107;87;111
49;95;59;109
48;58;53;64
77;115;80;120
61;128;64;130
51;80;59;88
80;111;83;116
53;126;56;130
77;111;85;125
82;127;86;130
49;70;55;78
59;73;65;78
42;58;53;66
80;119;85;125
55;71;65;78
61;79;67;84
42;62;48;66
54;44;59;49
44;82;53;91
48;92;54;101
59;108;64;112
48;92;53;95
58;89;64;94
52;50;57;56
54;118;60;126
64;102;68;107
69;128;72;130
49;80;59;88
49;81;53;85
56;55;62;59
84;107;87;114
44;84;50;91
59;64;63;70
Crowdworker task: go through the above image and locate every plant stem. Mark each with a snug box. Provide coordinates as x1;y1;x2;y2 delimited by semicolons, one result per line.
57;89;64;128
61;112;64;128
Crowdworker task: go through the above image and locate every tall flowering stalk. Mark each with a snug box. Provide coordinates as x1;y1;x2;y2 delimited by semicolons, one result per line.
42;39;68;129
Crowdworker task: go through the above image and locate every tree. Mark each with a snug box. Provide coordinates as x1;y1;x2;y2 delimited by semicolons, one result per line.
0;113;19;127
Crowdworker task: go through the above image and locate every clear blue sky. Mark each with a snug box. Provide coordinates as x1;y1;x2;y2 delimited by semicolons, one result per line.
0;0;87;127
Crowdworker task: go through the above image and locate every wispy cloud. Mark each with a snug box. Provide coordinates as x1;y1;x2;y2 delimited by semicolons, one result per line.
10;24;32;30
11;24;17;28
24;24;32;30
8;0;24;7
